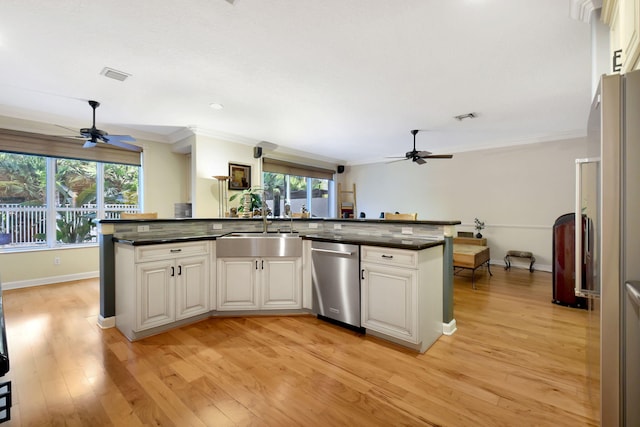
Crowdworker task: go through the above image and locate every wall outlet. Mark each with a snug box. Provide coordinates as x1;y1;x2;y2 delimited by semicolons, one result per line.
401;227;413;235
137;225;150;232
54;257;61;265
333;223;342;230
309;223;319;229
212;223;223;230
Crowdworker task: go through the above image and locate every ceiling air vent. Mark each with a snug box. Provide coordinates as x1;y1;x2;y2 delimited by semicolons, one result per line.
454;112;477;121
100;67;131;82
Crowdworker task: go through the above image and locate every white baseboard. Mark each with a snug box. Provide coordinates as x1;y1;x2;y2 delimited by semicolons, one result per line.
2;271;99;290
490;259;551;273
97;315;115;329
443;319;457;335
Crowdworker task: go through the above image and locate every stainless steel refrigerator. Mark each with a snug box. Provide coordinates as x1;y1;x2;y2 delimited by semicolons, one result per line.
580;70;640;426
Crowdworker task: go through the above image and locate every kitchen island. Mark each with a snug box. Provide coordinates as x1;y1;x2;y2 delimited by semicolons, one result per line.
98;217;460;351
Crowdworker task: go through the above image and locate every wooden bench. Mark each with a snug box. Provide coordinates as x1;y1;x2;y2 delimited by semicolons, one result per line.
453;237;492;289
504;250;535;272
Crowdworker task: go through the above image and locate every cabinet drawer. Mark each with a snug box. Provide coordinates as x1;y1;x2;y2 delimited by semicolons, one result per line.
361;245;417;268
135;241;209;262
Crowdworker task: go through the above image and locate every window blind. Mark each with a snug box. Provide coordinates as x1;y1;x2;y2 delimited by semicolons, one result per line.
0;128;142;166
262;157;335;180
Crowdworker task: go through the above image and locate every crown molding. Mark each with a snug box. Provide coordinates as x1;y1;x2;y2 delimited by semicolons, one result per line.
570;0;603;23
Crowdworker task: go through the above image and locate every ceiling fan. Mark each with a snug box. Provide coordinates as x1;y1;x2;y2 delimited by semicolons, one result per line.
388;129;453;165
72;100;140;151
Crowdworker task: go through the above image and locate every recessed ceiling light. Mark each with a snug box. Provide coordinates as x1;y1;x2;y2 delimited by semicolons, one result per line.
209;103;224;110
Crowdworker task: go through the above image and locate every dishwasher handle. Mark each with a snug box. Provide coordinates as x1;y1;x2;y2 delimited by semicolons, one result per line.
311;248;353;256
627;281;640;309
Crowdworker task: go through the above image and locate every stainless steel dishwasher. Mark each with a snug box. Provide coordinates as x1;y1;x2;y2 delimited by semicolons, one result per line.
311;241;361;329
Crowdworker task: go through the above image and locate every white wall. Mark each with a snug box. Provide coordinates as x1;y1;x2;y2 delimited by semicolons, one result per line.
141;138;187;217
342;137;591;270
192;135;262;218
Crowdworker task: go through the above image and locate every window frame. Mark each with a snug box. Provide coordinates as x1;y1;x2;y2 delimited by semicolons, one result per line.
0;152;141;251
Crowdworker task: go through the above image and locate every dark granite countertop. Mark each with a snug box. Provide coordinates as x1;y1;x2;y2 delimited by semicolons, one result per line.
113;233;227;246
301;233;444;250
101;217;461;226
113;232;444;250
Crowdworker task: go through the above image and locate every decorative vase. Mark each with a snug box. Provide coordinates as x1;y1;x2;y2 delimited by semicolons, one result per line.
242;193;252;218
475;232;483;238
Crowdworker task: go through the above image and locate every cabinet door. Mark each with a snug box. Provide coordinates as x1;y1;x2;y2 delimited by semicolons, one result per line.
136;259;175;331
217;258;259;310
261;258;301;309
361;262;418;343
209;241;217;311
176;255;209;320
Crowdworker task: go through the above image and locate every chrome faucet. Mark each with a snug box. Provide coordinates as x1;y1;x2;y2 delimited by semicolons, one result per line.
261;193;271;233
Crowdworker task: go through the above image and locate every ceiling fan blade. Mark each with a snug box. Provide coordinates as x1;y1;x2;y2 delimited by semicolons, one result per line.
83;140;97;148
105;134;135;143
414;157;427;165
415;150;432;157
103;135;141;152
422;154;453;159
385;158;409;164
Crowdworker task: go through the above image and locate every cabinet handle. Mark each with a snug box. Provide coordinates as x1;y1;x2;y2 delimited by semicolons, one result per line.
381;254;394;259
171;266;175;277
170;248;182;253
261;260;264;270
361;269;365;280
255;260;259;270
178;265;182;275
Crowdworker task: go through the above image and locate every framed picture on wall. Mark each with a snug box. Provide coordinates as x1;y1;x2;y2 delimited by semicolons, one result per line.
228;163;251;190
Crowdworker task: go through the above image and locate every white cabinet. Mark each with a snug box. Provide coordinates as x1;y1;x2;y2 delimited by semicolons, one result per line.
261;258;301;309
361;261;418;342
217;258;259;310
217;257;301;311
136;259;175;330
301;239;313;310
115;241;210;340
174;254;209;320
209;241;217;312
361;244;443;353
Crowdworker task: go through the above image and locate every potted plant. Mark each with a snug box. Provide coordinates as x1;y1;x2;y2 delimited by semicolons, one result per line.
474;217;485;238
0;212;10;245
229;187;263;217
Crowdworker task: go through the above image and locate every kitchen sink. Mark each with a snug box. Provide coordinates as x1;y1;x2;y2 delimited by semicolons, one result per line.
218;232;302;257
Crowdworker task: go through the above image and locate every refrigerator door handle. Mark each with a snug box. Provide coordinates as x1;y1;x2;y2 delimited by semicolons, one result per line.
575;158;600;298
626;281;640;308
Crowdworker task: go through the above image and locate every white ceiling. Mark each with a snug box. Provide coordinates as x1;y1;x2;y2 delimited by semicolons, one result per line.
0;0;593;164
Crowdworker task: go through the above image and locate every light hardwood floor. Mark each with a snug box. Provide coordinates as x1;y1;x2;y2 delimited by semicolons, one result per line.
2;266;599;426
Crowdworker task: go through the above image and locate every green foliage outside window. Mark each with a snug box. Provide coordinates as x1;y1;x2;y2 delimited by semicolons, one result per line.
0;152;140;246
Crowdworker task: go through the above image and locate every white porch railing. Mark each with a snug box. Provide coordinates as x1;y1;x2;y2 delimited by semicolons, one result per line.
0;203;138;246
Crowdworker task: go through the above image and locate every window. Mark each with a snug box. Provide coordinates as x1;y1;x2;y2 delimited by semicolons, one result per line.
262;165;333;218
55;158;97;244
0;152;140;249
